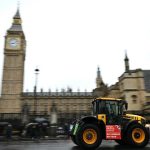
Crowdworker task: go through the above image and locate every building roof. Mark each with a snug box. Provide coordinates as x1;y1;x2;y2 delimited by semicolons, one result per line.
143;70;150;92
8;8;23;32
8;24;23;32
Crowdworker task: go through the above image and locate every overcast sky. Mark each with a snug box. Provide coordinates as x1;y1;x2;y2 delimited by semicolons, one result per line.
0;0;150;92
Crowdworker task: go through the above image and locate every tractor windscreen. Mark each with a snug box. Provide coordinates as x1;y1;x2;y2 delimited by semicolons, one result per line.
92;99;127;116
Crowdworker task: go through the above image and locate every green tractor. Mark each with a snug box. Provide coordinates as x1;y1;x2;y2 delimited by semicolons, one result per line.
70;97;149;149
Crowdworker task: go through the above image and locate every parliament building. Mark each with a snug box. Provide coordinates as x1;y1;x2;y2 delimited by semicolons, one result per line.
0;9;149;124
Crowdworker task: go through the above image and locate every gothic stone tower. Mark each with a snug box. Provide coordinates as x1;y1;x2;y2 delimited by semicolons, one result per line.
0;8;26;113
93;67;108;97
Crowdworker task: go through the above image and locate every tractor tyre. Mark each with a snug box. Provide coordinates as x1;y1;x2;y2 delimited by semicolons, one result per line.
115;134;129;145
127;123;149;147
71;135;78;145
115;139;126;145
77;124;102;149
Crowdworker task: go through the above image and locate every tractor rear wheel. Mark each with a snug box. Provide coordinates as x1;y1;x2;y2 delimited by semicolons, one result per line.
115;134;128;145
115;139;126;145
127;123;149;147
77;124;102;149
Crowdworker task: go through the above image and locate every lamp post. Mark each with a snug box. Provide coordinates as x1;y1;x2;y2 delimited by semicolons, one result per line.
34;68;39;116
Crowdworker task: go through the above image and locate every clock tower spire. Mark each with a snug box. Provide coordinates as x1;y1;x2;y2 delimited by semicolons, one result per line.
9;7;23;32
0;8;26;113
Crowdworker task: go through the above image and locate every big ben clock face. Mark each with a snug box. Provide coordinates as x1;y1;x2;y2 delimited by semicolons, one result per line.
6;37;21;49
9;39;18;47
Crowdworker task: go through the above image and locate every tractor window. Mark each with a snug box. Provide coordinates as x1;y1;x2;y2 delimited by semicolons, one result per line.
92;100;121;116
93;100;105;115
105;101;119;116
93;101;97;115
98;100;106;113
118;100;128;115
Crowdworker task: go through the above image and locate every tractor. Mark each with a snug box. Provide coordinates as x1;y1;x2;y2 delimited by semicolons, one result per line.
70;97;149;149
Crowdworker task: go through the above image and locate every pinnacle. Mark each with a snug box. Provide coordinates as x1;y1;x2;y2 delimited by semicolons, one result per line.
14;8;21;19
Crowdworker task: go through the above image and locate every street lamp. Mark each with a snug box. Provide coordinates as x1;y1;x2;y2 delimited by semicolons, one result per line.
34;68;39;115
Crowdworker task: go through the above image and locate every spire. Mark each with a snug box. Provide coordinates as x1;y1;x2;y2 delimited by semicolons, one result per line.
13;7;22;25
97;67;101;78
13;8;21;19
8;7;23;32
124;50;130;72
13;1;21;19
125;50;128;61
96;67;104;88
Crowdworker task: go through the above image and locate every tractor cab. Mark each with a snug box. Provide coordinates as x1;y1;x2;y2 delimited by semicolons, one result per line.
92;97;127;125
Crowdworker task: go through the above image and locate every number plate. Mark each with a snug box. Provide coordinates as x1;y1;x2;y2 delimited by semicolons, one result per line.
106;125;121;140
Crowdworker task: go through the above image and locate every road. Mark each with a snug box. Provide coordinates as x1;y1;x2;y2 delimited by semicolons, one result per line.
0;140;149;150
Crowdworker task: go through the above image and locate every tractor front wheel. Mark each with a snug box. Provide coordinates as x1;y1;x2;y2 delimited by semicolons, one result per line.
71;135;78;145
127;124;149;147
77;124;102;149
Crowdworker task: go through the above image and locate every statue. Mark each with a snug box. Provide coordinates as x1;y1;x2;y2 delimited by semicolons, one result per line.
22;103;29;124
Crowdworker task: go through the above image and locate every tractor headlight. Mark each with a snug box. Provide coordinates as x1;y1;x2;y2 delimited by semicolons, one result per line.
69;124;73;131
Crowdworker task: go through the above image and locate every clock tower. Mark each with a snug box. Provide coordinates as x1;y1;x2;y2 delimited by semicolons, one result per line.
1;8;26;113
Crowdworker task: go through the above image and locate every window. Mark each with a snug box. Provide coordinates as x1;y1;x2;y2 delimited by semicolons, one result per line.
93;101;97;115
98;101;106;113
105;101;119;116
131;95;137;104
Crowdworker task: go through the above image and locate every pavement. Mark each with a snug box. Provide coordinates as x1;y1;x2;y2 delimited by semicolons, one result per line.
0;135;69;142
0;135;149;143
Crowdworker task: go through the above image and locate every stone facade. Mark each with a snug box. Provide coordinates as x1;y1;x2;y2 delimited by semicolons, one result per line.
0;9;149;123
0;9;26;113
21;92;93;124
0;8;108;123
108;54;150;119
